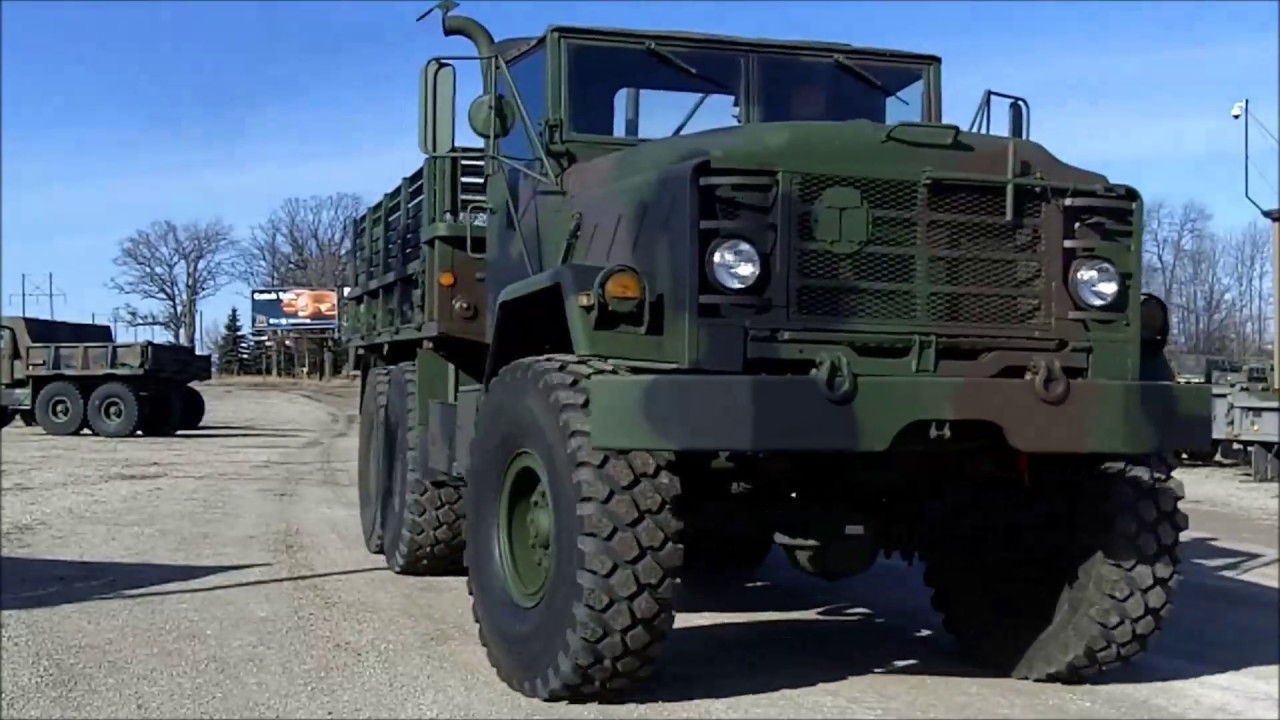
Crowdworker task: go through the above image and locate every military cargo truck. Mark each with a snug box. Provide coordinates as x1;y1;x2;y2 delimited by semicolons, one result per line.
0;316;211;437
343;2;1211;701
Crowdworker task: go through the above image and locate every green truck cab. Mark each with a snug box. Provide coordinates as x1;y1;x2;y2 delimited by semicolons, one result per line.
343;3;1211;701
0;316;211;437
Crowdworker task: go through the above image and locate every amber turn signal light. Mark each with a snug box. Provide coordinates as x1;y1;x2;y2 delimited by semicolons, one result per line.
438;271;457;288
602;270;642;302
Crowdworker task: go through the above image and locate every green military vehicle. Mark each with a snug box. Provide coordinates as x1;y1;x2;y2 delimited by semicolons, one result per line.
0;316;211;437
343;2;1212;701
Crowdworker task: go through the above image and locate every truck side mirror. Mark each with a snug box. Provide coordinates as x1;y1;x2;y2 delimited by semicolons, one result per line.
1008;100;1025;139
420;59;457;155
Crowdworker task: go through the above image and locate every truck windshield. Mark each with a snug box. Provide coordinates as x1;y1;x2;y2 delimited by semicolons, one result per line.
564;40;929;139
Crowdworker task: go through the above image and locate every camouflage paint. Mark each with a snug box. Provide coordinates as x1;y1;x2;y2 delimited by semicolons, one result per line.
343;8;1213;459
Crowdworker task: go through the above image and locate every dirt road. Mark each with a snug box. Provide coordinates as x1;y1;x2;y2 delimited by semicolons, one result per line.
2;383;1276;719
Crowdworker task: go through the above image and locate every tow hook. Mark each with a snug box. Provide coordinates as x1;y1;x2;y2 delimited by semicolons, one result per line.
1028;356;1070;405
812;352;856;405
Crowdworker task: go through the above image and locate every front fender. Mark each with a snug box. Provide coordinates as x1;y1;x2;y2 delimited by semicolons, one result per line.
483;264;606;384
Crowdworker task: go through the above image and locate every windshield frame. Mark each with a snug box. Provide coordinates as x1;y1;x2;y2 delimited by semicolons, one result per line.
553;29;942;145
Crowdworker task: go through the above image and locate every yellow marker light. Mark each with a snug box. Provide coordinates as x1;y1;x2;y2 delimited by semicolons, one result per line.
438;271;457;288
602;270;643;302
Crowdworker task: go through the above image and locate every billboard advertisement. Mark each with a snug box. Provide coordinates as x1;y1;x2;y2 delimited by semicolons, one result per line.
250;288;340;331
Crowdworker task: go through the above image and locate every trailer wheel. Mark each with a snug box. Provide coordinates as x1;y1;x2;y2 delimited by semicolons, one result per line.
358;367;391;554
379;362;466;575
35;381;85;436
86;382;142;438
178;386;205;430
466;356;683;701
140;390;181;437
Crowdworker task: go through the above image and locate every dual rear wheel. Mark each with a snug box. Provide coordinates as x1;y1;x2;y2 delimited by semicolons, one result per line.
30;380;204;437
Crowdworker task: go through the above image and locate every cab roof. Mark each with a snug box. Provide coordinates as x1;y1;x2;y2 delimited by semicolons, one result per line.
495;25;941;64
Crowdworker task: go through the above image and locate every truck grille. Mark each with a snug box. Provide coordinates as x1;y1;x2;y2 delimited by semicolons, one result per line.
789;174;1048;331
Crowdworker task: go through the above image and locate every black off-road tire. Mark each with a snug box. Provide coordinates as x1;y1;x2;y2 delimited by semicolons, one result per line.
178;385;205;430
380;362;466;575
0;410;13;430
465;355;684;701
358;367;391;554
34;381;85;436
87;381;142;438
923;459;1187;683
139;390;182;437
19;411;37;427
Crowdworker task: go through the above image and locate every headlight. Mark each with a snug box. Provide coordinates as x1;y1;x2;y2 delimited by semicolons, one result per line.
1070;258;1122;308
707;238;762;291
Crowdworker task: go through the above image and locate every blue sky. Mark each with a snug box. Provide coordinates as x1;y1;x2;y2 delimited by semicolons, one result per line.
2;0;1277;347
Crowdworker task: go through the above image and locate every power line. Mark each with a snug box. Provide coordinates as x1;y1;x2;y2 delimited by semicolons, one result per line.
5;272;67;319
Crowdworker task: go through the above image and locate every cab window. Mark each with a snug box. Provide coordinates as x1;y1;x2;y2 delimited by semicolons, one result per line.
495;46;548;161
566;42;746;138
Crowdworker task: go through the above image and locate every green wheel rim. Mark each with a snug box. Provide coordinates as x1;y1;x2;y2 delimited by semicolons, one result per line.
102;398;125;424
498;450;554;607
49;396;71;422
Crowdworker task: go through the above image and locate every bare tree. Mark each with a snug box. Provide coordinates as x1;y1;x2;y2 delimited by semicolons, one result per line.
109;219;239;346
201;316;225;355
236;193;363;289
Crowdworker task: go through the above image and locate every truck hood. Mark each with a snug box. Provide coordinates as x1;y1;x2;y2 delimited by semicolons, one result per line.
562;120;1111;193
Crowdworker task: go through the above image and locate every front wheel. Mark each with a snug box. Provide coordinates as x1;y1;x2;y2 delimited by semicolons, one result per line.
924;459;1187;683
465;356;684;701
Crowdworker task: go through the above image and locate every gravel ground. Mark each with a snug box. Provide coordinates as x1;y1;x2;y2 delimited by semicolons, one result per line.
1;382;1276;719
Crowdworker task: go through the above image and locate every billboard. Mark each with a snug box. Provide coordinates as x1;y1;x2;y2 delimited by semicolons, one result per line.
250;288;339;331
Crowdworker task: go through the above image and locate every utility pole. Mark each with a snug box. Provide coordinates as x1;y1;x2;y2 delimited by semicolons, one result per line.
6;273;66;319
1232;99;1280;391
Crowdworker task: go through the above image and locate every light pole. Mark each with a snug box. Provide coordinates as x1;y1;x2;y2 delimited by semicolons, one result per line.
1233;98;1280;391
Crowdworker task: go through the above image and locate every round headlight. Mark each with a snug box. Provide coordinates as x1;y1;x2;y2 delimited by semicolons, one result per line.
707;238;762;291
1071;258;1122;308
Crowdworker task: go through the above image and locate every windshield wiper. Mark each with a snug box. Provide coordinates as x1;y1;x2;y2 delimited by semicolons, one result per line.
832;55;908;106
644;42;738;136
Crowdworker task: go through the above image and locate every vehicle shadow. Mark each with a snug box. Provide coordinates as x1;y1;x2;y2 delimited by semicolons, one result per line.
0;556;386;611
631;535;1279;702
173;432;304;439
0;556;266;611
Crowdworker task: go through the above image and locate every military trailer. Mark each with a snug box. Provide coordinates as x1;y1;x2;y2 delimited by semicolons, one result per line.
1212;363;1278;482
343;2;1212;701
0;316;211;437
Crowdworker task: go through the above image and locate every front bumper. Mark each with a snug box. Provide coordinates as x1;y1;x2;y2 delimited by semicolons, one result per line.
586;374;1213;454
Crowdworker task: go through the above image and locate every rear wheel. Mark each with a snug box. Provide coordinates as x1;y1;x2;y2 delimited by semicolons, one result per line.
87;381;141;438
34;381;85;436
379;362;465;575
139;390;181;437
178;385;205;430
358;367;391;554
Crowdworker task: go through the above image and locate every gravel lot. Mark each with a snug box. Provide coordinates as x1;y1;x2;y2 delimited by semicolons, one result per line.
2;381;1276;719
